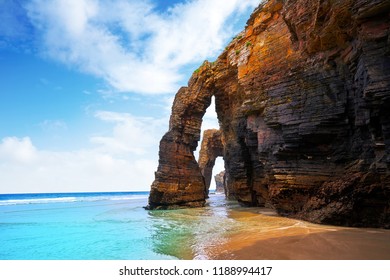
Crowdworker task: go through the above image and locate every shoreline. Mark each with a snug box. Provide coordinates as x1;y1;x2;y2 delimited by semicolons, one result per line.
203;206;390;260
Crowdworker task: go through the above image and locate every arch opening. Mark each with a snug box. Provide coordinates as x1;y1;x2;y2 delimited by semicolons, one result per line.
196;96;226;197
211;157;225;194
198;128;224;197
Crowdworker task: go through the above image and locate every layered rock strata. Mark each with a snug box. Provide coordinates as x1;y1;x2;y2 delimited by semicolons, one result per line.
148;0;390;228
148;77;214;209
198;129;224;196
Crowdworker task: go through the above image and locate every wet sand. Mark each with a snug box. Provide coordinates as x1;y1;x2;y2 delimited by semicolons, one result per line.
206;208;390;260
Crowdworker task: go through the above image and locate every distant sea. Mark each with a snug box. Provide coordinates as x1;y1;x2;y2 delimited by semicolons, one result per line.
1;191;390;260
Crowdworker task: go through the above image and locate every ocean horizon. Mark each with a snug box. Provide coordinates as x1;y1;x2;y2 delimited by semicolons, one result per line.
0;191;150;206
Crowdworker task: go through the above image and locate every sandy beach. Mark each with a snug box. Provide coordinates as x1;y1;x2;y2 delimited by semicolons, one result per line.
206;207;390;260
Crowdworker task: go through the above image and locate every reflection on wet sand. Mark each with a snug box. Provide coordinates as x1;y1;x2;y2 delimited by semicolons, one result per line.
148;194;390;260
210;207;390;260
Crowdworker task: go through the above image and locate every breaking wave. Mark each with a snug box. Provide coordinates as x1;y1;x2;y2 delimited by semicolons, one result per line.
0;192;149;206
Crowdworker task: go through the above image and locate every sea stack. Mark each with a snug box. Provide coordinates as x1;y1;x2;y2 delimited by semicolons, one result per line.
214;171;226;194
148;0;390;228
198;129;224;197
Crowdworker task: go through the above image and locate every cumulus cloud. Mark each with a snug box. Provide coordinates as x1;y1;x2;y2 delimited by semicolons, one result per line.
0;137;37;164
0;0;257;193
0;145;157;193
0;102;222;193
0;103;222;193
91;110;167;155
26;0;259;94
0;110;167;193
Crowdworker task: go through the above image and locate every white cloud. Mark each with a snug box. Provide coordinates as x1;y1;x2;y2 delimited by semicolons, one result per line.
26;0;259;94
0;0;259;193
0;137;37;164
194;96;224;190
0;102;222;193
0;110;168;193
0;145;157;193
91;110;167;155
201;96;219;132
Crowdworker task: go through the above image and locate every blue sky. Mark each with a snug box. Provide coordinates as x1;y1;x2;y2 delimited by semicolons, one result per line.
0;0;259;193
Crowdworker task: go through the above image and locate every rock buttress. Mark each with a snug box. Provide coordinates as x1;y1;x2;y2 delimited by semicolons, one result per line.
148;0;390;227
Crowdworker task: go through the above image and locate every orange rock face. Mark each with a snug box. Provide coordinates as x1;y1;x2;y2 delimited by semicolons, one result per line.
148;0;390;228
147;66;214;209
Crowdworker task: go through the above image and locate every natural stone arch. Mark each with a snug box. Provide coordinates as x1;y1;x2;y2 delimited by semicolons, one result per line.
147;62;216;209
148;0;390;228
198;129;224;197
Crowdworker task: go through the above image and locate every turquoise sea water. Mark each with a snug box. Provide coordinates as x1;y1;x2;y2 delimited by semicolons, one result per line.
2;192;390;260
0;192;234;260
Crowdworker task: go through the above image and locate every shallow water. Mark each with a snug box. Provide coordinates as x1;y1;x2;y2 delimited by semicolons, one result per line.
0;192;173;259
1;192;389;260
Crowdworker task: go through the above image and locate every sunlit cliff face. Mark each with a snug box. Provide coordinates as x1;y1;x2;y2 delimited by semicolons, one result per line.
149;0;390;228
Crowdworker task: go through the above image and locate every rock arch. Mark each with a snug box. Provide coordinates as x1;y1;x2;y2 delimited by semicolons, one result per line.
147;0;390;228
147;63;215;209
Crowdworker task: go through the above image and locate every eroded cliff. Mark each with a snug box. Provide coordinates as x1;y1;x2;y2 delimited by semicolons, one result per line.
148;0;390;228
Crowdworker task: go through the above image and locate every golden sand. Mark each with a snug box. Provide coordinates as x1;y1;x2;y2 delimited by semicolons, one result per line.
205;208;390;260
